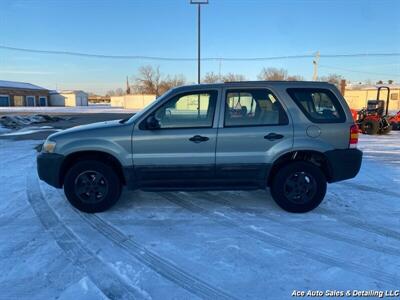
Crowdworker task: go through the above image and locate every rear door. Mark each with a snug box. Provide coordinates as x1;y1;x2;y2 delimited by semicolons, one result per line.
216;87;293;186
132;89;220;186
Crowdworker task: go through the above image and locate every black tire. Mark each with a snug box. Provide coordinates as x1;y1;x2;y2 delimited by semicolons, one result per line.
270;161;327;213
361;120;379;135
64;160;122;213
391;122;398;130
380;125;392;135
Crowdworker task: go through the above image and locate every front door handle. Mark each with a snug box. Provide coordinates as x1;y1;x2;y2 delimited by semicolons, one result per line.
189;135;209;143
264;133;284;141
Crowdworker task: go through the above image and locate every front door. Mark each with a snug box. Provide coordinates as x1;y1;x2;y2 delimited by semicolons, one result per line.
14;96;24;106
132;90;220;187
39;97;47;106
216;87;293;187
0;95;9;106
26;96;35;106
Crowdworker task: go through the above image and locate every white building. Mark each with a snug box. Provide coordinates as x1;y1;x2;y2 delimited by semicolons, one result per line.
110;94;156;109
50;90;89;107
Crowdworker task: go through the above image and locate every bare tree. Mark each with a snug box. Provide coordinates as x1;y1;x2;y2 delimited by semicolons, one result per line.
115;88;124;96
132;65;186;96
159;74;186;95
258;68;288;80
319;73;343;87
133;65;162;96
105;90;115;97
106;88;125;97
287;75;304;81
223;73;246;82
202;72;246;83
202;72;221;83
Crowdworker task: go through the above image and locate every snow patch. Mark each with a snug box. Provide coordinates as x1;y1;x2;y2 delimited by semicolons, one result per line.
108;262;152;300
0;105;138;114
0;114;66;129
0;125;11;134
1;126;61;136
58;277;109;300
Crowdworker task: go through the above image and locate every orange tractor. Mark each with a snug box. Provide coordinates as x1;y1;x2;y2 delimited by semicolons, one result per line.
351;86;392;135
389;111;400;130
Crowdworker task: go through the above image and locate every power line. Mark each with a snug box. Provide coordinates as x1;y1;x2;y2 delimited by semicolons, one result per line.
319;64;400;77
1;45;400;61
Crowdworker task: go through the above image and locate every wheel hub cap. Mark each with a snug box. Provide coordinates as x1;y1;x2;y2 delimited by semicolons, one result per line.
283;171;317;204
74;171;108;204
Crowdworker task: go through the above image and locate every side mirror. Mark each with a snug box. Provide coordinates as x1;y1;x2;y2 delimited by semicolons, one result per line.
146;115;161;130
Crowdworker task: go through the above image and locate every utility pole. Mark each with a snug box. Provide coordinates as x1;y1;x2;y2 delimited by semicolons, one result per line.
190;0;208;84
126;76;131;95
218;58;222;81
313;51;320;81
340;79;346;96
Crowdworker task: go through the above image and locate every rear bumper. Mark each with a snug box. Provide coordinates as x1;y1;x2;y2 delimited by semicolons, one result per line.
37;152;64;188
325;149;363;183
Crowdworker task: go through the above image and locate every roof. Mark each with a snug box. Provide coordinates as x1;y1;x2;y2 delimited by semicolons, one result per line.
59;90;88;95
49;90;88;95
0;80;48;90
347;84;400;90
172;80;336;92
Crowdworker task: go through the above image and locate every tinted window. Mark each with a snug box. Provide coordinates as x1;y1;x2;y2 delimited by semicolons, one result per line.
152;91;217;129
287;88;346;123
224;89;288;127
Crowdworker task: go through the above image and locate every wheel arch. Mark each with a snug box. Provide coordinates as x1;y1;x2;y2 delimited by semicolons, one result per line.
267;150;333;186
59;150;126;186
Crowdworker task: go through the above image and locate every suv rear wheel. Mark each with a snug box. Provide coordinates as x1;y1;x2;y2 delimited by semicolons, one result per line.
270;161;327;213
64;160;121;213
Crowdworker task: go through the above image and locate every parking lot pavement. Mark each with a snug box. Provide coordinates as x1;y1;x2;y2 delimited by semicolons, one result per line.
0;131;399;299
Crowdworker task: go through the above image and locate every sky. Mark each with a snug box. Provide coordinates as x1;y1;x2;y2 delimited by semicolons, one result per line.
0;0;399;95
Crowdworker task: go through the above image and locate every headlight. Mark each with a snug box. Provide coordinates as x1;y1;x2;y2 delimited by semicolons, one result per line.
42;140;57;153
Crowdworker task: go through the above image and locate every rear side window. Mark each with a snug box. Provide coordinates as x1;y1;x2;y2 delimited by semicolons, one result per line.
224;89;289;127
287;88;346;123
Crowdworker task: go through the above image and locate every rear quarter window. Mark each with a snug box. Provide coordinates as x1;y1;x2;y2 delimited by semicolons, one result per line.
287;88;346;123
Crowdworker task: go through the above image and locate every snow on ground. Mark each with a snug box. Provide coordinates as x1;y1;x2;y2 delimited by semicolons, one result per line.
1;126;61;136
0;104;138;114
0;114;65;128
0;132;399;299
0;126;11;134
0;115;65;137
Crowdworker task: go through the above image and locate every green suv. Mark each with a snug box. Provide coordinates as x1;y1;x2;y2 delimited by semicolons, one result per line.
37;81;362;213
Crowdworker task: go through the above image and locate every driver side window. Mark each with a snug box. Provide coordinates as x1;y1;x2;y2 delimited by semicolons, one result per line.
152;91;217;129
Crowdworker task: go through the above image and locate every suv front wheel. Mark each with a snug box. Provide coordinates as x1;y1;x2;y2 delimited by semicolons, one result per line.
270;161;327;213
64;160;122;213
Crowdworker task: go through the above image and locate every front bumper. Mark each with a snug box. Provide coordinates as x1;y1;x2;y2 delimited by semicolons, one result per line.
325;149;363;183
37;152;64;188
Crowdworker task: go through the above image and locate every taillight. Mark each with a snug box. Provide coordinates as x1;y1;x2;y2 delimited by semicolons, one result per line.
349;124;359;148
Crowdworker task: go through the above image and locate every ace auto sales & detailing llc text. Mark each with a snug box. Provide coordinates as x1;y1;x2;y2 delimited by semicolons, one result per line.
292;290;400;298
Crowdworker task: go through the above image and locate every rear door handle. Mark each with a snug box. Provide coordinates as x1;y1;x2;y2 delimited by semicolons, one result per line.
264;133;284;141
189;135;209;143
